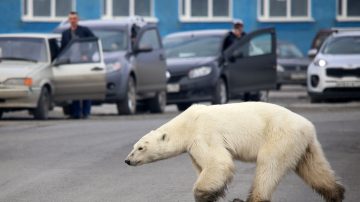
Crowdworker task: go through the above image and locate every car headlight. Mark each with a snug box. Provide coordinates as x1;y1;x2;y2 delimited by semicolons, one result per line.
188;66;212;79
106;62;122;72
314;59;327;67
277;64;284;72
4;78;32;86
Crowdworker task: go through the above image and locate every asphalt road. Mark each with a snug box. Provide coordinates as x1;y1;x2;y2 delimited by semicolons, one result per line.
0;86;359;202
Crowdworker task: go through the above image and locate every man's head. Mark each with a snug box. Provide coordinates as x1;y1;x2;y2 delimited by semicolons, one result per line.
232;19;244;38
68;11;79;29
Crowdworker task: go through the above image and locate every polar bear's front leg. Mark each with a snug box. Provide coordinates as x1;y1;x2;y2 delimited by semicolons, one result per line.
190;146;235;202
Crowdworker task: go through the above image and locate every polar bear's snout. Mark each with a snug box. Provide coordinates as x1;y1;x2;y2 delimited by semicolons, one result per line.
124;159;131;165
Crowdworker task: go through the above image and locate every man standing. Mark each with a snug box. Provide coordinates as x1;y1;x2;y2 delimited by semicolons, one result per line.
60;11;95;119
221;19;246;52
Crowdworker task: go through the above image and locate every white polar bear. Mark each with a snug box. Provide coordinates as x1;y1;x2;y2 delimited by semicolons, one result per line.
125;102;345;202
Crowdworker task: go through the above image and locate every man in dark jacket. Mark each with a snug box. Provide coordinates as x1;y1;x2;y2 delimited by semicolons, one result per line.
221;19;246;52
60;11;95;119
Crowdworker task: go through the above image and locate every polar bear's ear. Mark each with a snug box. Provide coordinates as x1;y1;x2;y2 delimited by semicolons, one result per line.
161;133;168;142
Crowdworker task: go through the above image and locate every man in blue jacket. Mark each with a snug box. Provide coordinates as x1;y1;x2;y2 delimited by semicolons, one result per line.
60;11;95;119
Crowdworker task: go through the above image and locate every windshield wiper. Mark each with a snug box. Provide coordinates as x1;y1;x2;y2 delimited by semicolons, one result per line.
0;57;38;63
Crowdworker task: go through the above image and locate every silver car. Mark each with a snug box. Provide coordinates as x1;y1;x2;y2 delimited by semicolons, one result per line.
307;31;360;102
0;33;106;119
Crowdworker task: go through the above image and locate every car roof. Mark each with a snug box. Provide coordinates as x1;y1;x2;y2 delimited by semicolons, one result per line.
165;29;228;39
56;18;156;31
0;33;60;39
332;31;360;37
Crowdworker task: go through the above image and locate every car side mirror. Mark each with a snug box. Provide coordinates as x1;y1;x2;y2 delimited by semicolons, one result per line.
308;49;318;58
53;57;70;66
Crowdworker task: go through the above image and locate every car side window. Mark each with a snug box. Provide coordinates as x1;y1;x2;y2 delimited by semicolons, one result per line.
233;33;272;58
138;29;160;50
49;38;60;61
57;39;101;64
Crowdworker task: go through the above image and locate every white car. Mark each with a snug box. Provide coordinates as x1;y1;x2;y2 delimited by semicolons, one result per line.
307;31;360;103
0;33;106;119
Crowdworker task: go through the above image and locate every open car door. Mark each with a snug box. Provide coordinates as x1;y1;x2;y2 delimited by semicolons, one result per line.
52;37;106;101
223;28;277;95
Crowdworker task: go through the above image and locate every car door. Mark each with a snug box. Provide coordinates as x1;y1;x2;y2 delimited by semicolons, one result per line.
224;28;277;95
52;37;106;101
133;26;167;92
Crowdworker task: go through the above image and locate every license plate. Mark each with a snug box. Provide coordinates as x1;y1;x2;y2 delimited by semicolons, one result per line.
336;81;360;87
290;73;306;80
167;84;180;93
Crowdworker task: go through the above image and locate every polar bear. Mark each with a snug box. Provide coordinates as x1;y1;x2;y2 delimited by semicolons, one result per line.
125;102;345;202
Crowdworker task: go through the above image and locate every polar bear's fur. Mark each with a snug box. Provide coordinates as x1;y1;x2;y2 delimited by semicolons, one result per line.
125;102;345;202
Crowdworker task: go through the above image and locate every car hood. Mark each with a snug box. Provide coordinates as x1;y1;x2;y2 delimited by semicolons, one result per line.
277;58;310;66
166;57;217;74
103;51;127;63
0;61;45;82
316;54;360;67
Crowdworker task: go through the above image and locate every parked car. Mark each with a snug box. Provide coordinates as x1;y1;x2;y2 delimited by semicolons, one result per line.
163;28;277;111
308;27;360;59
307;31;360;103
0;33;106;119
54;18;167;115
276;41;310;89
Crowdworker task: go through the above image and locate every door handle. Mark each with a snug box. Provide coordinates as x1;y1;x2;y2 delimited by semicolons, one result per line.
159;54;165;61
91;67;104;71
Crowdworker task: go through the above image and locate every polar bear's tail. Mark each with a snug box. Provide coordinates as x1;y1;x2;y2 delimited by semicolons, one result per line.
295;139;345;202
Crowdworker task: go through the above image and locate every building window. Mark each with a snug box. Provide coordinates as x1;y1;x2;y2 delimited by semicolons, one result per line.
258;0;312;22
22;0;75;21
337;0;360;21
102;0;155;20
179;0;233;22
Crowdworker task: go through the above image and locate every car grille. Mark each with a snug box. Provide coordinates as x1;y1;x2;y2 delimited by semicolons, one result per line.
168;75;183;83
326;68;360;78
282;65;307;71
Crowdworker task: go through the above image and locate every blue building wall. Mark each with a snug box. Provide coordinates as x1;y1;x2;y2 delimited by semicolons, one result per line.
0;0;359;54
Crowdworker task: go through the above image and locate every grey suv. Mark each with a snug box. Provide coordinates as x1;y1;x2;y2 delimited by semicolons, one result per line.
54;19;167;115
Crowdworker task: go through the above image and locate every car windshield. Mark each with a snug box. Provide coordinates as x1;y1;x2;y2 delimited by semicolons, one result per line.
0;37;48;62
92;29;128;52
277;42;303;59
322;36;360;54
164;35;223;58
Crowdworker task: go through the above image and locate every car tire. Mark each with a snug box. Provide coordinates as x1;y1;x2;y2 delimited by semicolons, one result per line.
176;103;192;111
148;91;166;113
33;87;51;120
62;104;71;116
117;76;136;115
211;78;228;105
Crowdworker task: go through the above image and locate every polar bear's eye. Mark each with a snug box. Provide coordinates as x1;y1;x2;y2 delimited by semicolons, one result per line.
138;147;143;151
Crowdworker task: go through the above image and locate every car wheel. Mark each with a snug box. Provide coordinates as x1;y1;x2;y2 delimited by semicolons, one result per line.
148;91;166;113
62;104;71;116
117;76;136;115
33;87;51;120
176;103;192;111
212;78;228;105
276;83;282;90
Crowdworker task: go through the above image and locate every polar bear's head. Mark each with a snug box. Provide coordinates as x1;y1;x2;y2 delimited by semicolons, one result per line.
125;130;179;166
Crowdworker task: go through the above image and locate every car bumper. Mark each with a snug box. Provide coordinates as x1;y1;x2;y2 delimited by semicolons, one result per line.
277;71;307;85
166;75;216;104
0;86;40;108
308;87;360;100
